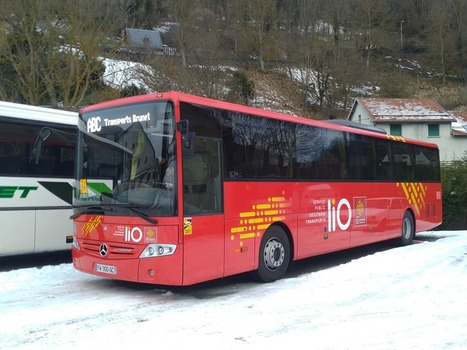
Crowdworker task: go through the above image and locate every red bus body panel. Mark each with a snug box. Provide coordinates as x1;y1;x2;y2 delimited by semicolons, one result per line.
223;181;441;264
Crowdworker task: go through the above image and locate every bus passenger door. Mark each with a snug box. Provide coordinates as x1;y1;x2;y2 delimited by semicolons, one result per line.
181;137;224;285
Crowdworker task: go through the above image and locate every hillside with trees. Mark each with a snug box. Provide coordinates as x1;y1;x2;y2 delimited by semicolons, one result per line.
1;0;467;119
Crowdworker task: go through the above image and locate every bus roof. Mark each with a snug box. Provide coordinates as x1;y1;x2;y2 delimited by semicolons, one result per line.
0;101;78;126
79;91;440;149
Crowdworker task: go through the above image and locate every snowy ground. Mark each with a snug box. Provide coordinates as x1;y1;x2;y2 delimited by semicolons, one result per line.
1;230;466;349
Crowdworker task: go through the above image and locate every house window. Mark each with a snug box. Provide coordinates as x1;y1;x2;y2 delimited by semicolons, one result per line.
428;124;440;137
390;124;402;136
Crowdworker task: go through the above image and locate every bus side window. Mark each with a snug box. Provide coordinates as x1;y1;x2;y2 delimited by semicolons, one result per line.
31;148;57;175
414;146;440;182
375;140;392;181
392;143;414;181
0;141;22;174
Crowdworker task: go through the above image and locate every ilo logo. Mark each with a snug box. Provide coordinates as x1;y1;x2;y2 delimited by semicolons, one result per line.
327;198;352;232
124;226;143;243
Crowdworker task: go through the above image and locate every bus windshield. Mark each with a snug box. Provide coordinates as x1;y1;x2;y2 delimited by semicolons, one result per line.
74;101;177;217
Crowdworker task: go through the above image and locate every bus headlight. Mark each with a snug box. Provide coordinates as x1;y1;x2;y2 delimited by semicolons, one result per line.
140;244;177;258
72;235;80;250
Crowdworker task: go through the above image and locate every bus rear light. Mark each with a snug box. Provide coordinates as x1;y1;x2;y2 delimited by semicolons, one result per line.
140;244;177;258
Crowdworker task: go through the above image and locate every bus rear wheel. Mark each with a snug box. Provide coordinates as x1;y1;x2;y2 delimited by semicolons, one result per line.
399;211;415;246
255;226;290;283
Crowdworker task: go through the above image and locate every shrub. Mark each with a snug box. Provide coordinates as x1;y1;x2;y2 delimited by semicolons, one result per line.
440;152;467;229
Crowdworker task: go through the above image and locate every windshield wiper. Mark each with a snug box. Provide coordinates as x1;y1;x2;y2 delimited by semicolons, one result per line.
126;207;159;225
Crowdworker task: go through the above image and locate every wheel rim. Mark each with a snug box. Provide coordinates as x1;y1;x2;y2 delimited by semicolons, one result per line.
263;238;285;271
402;217;412;240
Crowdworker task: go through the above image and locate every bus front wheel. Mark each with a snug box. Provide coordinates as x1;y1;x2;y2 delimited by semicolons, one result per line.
255;226;290;283
399;211;415;246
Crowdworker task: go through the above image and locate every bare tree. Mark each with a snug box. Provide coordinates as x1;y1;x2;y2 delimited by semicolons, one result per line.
352;0;396;69
448;0;467;83
425;1;455;83
284;0;326;112
0;0;126;108
168;0;194;69
232;0;282;71
126;0;167;28
185;6;226;98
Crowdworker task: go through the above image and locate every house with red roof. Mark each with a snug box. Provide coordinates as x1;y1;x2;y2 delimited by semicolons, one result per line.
347;98;467;162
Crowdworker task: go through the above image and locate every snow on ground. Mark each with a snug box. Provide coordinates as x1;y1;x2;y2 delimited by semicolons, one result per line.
1;230;466;349
101;57;154;90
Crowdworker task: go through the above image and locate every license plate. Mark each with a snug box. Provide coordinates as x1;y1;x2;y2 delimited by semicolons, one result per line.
95;263;117;275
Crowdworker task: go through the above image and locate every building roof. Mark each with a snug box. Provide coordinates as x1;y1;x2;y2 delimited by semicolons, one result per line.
124;28;163;50
449;111;467;136
350;98;456;123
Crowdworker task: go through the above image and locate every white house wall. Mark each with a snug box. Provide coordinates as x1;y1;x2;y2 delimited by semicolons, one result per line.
349;105;373;125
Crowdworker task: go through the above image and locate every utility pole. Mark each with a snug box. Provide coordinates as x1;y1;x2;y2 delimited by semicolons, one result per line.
400;20;404;51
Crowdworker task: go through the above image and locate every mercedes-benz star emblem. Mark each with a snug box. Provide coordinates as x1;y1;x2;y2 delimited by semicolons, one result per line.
99;243;108;257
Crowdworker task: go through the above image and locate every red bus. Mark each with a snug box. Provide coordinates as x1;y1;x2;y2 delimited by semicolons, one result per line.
71;92;442;286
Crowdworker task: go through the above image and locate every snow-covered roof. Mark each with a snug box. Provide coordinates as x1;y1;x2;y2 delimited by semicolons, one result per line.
355;98;456;123
449;110;467;137
124;28;163;50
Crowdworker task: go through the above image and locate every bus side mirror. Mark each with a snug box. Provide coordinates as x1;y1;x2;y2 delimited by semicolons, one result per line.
177;120;189;134
177;120;195;159
31;128;52;164
183;132;195;159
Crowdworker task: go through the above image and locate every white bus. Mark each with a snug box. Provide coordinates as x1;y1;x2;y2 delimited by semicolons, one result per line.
0;101;77;256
